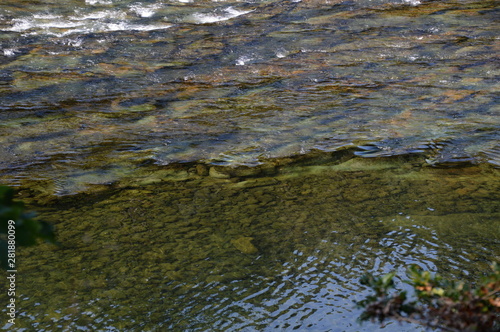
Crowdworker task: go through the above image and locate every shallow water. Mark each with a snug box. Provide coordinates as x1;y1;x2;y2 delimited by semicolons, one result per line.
1;157;499;331
0;0;499;194
0;0;499;330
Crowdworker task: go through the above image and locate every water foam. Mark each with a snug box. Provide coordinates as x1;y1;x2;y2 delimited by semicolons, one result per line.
192;7;253;24
7;9;171;37
129;3;162;18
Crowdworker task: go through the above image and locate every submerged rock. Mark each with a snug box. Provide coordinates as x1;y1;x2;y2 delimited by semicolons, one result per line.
209;166;231;179
196;164;210;176
230;236;258;254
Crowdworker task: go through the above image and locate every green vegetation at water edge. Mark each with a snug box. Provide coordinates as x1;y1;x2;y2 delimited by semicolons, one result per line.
0;186;56;269
357;264;500;332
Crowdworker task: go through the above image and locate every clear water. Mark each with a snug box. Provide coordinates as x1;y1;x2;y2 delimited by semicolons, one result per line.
1;159;500;331
0;0;498;193
0;0;499;330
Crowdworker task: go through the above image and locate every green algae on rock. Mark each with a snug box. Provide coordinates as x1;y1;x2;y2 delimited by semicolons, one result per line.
231;236;259;254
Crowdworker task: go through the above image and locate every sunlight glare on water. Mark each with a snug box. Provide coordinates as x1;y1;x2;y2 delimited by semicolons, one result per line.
0;0;498;193
1;160;498;331
0;0;499;330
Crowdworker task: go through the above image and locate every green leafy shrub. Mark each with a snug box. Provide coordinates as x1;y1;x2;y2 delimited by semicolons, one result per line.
357;264;500;332
0;186;56;269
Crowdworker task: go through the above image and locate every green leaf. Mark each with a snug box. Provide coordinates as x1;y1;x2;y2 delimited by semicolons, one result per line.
0;186;57;269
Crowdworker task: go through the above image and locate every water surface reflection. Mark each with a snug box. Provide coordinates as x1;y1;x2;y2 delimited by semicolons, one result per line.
2;160;498;330
1;0;499;193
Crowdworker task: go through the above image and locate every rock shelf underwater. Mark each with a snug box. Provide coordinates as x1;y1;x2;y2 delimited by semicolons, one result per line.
0;0;499;196
0;0;499;330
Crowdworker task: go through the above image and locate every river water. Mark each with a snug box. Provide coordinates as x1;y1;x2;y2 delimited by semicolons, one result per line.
0;0;499;191
0;0;499;331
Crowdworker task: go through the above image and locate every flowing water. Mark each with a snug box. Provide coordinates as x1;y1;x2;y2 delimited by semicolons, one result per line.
0;0;499;331
2;159;500;331
1;0;499;191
